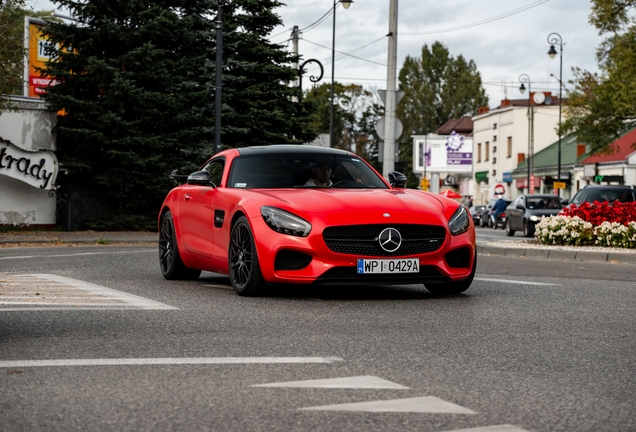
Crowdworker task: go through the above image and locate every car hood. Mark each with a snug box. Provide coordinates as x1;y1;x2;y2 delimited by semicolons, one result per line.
243;188;447;225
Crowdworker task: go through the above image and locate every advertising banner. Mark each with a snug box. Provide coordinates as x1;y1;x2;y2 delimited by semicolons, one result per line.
412;132;473;173
24;17;60;97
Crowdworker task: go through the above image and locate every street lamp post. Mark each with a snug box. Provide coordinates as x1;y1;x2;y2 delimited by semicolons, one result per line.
548;32;563;196
519;73;534;194
214;2;223;155
330;0;352;148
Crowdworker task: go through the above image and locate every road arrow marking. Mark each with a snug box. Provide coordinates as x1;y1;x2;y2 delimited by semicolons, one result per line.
253;375;409;389
300;396;475;413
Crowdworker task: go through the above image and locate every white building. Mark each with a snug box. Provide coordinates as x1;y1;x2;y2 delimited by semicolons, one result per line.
471;95;561;205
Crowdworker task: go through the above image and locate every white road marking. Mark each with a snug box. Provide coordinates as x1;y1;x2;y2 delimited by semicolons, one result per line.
0;357;344;368
0;273;176;310
253;375;410;389
300;396;475;413
474;277;561;286
439;425;530;432
0;249;155;260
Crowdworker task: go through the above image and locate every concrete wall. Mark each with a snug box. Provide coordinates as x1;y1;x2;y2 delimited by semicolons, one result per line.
0;96;58;226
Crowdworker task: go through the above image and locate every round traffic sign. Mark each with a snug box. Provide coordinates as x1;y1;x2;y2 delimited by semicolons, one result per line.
494;184;505;195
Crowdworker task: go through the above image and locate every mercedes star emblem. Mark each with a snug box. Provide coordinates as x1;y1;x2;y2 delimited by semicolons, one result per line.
378;227;402;253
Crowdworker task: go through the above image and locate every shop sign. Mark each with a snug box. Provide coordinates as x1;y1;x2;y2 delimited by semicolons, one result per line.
502;172;512;182
0;140;58;190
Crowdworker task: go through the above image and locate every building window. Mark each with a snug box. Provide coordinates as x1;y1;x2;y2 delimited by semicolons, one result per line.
485;142;489;161
492;169;497;176
507;137;512;158
493;135;497;142
492;157;497;164
493;123;497;130
477;143;481;162
493;146;497;153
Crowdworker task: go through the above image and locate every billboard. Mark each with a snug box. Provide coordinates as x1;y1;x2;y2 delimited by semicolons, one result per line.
412;132;473;174
23;17;60;97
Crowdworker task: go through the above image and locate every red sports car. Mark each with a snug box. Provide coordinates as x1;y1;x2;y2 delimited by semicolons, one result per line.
158;145;476;296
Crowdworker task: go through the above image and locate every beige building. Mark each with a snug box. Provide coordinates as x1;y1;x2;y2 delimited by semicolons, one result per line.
471;95;561;205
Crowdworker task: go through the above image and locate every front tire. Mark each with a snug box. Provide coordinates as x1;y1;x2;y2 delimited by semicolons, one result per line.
523;220;533;237
505;219;515;236
229;216;267;296
424;252;476;295
159;211;202;280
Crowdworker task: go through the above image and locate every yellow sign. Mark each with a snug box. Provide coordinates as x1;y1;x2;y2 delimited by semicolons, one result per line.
553;181;566;189
420;177;429;191
26;20;60;97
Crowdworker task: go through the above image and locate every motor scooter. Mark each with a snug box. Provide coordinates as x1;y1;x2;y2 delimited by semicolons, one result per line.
492;213;506;230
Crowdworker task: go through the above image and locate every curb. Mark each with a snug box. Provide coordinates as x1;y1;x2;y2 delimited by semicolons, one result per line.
476;244;636;264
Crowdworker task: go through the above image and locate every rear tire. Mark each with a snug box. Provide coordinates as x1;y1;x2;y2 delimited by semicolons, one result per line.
505;219;515;236
159;211;202;280
424;252;476;295
229;216;267;296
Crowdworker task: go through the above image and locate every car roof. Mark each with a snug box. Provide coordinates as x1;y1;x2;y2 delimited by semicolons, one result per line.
581;184;634;189
236;145;352;157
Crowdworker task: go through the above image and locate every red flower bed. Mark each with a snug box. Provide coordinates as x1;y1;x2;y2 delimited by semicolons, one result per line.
559;201;636;226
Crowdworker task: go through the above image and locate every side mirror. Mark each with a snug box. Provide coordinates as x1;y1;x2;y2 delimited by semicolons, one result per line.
388;171;407;188
560;199;569;206
187;170;214;186
516;204;525;210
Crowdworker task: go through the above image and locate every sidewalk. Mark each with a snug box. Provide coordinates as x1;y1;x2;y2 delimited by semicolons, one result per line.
1;230;636;264
0;230;158;246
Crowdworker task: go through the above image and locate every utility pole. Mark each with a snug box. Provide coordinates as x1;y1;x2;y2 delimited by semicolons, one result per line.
291;26;299;89
214;3;223;155
382;0;398;178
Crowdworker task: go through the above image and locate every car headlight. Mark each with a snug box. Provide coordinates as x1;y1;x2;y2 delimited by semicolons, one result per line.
261;206;312;237
449;205;470;236
529;215;539;222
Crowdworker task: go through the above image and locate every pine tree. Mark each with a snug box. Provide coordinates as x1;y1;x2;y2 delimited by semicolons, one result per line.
42;0;216;222
218;0;316;147
0;0;27;110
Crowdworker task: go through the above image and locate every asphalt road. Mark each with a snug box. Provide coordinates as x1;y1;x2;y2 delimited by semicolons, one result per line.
1;246;634;432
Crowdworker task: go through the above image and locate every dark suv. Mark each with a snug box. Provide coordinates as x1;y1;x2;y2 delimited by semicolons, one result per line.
568;185;636;206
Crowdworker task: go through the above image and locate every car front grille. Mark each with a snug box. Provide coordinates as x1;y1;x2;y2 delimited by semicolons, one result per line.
322;224;445;257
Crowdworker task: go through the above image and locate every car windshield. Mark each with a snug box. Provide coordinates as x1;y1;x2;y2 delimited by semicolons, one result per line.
571;188;636;204
527;197;561;209
227;153;389;189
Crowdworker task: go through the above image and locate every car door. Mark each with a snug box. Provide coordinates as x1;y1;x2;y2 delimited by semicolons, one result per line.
179;159;224;259
509;197;523;230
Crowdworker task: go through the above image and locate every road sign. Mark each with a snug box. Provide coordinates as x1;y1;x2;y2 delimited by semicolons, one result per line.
553;181;566;189
375;116;403;141
494;183;505;195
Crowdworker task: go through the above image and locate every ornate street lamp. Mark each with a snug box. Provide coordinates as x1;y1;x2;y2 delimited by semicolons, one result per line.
215;2;224;155
298;59;324;100
330;0;353;147
519;73;534;194
548;32;563;196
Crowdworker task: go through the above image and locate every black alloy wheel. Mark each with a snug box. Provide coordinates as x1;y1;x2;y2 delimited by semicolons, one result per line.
229;216;267;296
159;211;201;280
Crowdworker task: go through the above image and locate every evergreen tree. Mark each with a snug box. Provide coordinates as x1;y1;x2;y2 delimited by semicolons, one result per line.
561;0;636;154
218;0;316;148
42;0;216;223
397;41;489;187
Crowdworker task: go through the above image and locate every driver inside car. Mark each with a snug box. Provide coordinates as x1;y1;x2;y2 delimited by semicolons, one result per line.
305;160;333;187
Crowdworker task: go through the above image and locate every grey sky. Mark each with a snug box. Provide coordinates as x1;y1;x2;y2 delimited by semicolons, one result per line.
28;0;603;108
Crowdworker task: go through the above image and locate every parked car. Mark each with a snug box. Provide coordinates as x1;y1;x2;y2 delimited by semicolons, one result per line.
481;198;511;227
565;185;636;207
469;205;486;225
158;145;476;296
505;194;562;237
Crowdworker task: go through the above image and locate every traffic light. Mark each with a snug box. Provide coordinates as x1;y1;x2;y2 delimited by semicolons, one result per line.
420;177;429;191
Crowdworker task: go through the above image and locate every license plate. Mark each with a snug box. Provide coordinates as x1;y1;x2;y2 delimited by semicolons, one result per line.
357;258;420;274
